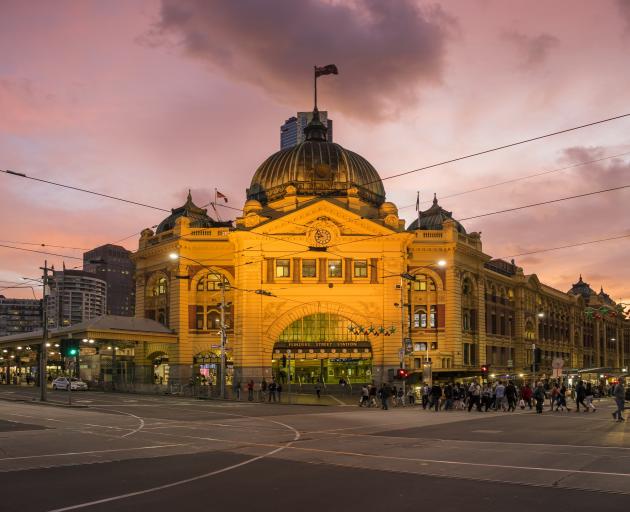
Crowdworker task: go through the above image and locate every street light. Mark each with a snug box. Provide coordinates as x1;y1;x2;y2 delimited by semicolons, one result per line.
169;251;229;399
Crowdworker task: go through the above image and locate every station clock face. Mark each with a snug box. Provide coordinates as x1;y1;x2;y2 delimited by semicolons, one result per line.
314;229;332;246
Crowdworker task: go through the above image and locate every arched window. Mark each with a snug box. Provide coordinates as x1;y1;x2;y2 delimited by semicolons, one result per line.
146;274;169;327
197;273;231;291
152;277;167;296
462;278;472;296
413;274;436;292
414;308;428;328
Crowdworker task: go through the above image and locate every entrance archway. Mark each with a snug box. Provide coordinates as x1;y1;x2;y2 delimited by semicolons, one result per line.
272;313;373;385
148;351;169;384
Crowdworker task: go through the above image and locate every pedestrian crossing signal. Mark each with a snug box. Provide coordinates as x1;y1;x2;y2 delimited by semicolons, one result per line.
396;368;408;380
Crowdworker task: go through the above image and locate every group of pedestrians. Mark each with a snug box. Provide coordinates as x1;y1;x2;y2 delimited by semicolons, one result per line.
364;378;626;422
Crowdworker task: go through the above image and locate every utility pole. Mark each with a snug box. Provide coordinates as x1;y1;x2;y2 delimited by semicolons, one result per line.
399;276;406;398
39;260;50;402
220;275;227;400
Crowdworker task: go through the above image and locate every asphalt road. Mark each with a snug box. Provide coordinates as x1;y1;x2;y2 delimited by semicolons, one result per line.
0;390;627;512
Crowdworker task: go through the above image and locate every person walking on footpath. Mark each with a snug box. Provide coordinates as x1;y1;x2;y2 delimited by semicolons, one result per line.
585;382;596;412
260;378;268;402
495;381;506;411
506;381;517;412
468;380;481;412
315;383;321;399
268;379;277;403
534;382;546;414
612;379;626;422
575;380;588;412
421;383;430;410
443;382;454;411
430;382;442;411
247;380;254;401
521;383;533;409
380;383;391;410
360;384;369;407
276;382;283;402
369;383;378;407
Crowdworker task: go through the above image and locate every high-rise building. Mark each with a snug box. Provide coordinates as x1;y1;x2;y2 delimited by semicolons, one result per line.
46;270;107;328
280;111;333;149
83;244;135;316
0;296;42;337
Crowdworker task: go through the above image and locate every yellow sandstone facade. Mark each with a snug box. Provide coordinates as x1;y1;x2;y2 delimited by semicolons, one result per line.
132;110;630;386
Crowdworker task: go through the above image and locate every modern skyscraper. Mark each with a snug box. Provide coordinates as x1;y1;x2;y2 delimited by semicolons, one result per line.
280;111;333;149
0;296;42;337
83;244;135;316
46;270;107;328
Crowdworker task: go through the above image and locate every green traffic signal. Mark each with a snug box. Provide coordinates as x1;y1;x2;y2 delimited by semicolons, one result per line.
68;348;78;356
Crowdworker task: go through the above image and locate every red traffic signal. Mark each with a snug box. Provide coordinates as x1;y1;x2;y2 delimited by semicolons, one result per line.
396;368;409;380
480;365;489;374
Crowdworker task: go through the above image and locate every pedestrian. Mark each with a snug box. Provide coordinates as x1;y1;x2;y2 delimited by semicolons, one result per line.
397;386;405;407
268;380;276;402
521;383;533;409
421;383;429;410
468;380;481;412
534;382;546;414
407;387;415;406
315;383;321;399
612;379;626;422
276;382;283;402
247;379;254;401
481;383;492;412
550;384;560;411
585;382;596;412
232;379;241;400
260;378;267;401
430;383;442;412
506;381;517;412
380;383;391;410
360;384;369;407
495;381;506;411
556;384;570;412
443;382;454;411
369;383;378;407
575;380;587;412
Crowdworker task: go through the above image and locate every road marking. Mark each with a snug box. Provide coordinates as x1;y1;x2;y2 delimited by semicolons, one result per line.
472;429;502;434
48;417;301;512
0;444;184;462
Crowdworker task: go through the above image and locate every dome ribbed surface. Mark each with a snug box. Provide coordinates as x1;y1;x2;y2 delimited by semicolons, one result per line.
247;140;386;206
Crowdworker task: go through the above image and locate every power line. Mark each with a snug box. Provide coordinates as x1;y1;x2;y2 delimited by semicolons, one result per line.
372;112;630;187
458;183;630;222
1;170;170;212
0;240;89;251
0;243;83;260
497;233;630;259
397;150;630;211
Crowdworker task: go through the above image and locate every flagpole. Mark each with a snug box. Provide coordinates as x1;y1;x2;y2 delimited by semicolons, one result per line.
417;191;421;228
314;66;317;110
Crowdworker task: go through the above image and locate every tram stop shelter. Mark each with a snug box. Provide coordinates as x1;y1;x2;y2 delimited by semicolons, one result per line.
0;315;177;390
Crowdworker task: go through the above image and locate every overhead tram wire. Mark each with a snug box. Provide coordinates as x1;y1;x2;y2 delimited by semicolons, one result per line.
4;111;630;252
0;240;90;251
395;150;630;211
496;233;630;260
4;112;630;277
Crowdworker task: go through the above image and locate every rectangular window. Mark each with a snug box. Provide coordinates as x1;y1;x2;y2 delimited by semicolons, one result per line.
195;305;204;330
413;280;427;291
328;259;342;278
463;343;470;365
354;260;368;278
430;305;437;328
276;259;290;278
302;259;316;278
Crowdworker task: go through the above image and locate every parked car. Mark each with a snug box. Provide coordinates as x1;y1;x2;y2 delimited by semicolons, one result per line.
52;377;88;391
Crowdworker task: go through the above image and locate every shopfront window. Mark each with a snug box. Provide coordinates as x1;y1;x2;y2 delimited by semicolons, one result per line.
302;259;316;278
328;260;342;278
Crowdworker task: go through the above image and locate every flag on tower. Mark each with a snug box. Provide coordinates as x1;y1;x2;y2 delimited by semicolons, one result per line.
216;190;228;203
315;64;338;77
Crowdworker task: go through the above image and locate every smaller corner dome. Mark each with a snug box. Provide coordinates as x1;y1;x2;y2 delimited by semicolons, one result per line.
407;194;466;234
156;191;232;234
568;274;596;298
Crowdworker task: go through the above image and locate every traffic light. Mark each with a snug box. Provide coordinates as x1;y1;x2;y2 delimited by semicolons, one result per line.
60;339;80;358
281;354;287;368
534;348;542;365
396;368;409;380
480;365;490;377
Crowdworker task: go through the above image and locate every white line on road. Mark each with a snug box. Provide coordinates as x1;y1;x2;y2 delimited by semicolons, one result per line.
0;444;184;462
48;417;301;512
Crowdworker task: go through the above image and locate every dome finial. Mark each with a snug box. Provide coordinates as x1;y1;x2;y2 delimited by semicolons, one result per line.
187;189;192;203
433;193;438;206
304;108;328;142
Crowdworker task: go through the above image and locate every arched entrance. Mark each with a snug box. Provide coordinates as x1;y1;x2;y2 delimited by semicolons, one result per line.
272;313;372;385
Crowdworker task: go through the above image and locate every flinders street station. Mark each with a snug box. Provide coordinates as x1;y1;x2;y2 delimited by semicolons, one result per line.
2;108;629;391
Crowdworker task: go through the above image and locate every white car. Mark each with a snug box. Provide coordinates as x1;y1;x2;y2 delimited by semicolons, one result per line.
52;377;88;391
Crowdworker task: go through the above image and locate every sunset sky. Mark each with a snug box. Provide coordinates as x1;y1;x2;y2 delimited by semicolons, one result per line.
1;0;629;303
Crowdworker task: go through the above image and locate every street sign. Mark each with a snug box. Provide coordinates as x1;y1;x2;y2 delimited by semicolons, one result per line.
404;338;413;354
